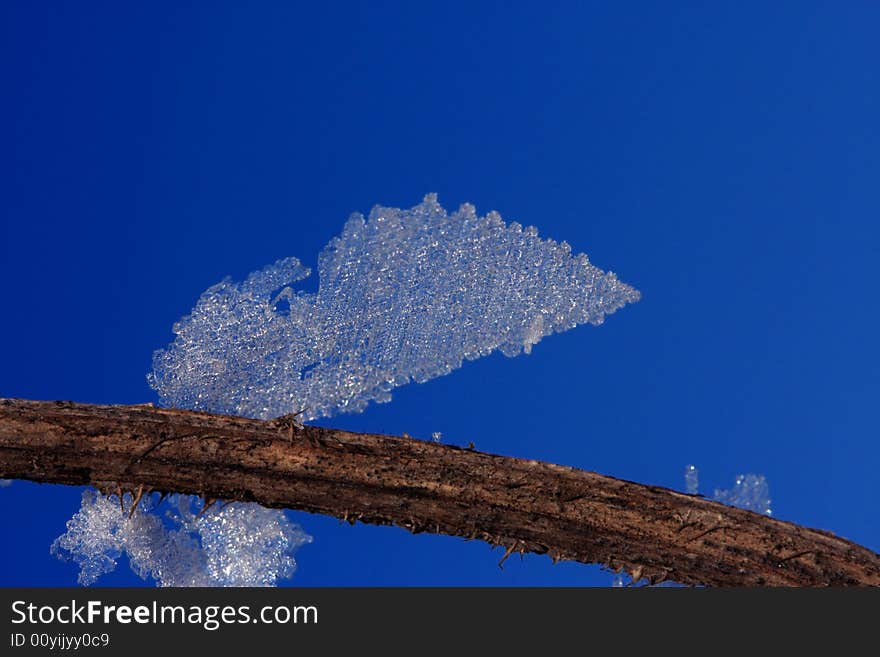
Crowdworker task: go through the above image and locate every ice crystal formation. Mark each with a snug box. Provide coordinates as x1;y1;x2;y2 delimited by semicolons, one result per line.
684;465;772;516
52;491;311;586
148;194;640;421
713;474;773;516
55;194;640;586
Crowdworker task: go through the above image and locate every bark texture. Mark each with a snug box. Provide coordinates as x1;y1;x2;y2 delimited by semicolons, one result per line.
1;397;878;587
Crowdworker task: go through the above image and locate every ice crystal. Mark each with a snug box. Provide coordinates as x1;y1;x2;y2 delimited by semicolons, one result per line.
57;194;639;587
713;474;772;516
681;465;772;516
684;464;699;495
52;490;311;586
148;194;640;421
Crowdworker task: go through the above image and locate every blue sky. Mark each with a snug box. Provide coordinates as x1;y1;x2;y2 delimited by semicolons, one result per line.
1;2;877;586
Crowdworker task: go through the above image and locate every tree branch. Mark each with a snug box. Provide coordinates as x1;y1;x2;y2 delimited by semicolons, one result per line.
1;398;877;587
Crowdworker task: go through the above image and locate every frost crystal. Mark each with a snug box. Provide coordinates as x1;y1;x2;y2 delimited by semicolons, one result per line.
684;464;699;495
52;491;311;586
713;474;772;516
681;466;772;516
57;195;639;587
148;194;640;421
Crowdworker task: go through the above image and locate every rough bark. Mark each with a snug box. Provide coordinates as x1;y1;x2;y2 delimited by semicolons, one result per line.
1;397;877;587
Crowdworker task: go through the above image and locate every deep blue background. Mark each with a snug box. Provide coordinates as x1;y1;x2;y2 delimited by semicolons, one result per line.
2;2;877;586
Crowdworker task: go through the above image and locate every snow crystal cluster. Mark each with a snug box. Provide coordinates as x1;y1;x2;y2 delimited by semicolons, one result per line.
684;464;772;516
52;490;311;586
148;194;640;421
682;465;772;515
712;473;773;516
54;194;640;586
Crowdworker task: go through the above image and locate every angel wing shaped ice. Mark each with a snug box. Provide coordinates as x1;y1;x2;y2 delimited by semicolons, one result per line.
148;194;640;421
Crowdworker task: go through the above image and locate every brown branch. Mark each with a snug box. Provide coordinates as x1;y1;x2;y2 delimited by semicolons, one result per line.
1;397;877;587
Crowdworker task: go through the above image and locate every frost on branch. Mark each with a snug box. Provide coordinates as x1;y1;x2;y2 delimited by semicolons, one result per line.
55;195;639;586
148;194;640;421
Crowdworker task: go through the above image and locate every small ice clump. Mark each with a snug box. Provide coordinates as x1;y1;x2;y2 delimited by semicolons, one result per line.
0;480;12;488
148;194;640;421
684;464;699;495
713;474;772;516
682;466;772;516
431;432;442;443
52;490;311;587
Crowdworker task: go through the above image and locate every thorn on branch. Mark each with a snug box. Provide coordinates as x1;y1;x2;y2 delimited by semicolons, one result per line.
127;484;146;519
271;409;306;444
648;570;669;586
627;565;645;585
498;541;518;570
198;497;218;517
